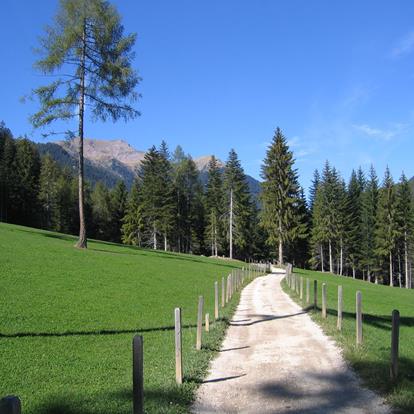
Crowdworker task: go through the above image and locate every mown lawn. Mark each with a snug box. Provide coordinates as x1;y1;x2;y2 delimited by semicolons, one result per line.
283;268;414;413
0;222;250;413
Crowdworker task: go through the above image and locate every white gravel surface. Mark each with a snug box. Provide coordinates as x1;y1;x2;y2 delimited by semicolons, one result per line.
192;273;391;414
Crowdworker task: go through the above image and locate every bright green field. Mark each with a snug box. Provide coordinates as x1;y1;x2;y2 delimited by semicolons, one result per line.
283;268;414;413
0;223;250;413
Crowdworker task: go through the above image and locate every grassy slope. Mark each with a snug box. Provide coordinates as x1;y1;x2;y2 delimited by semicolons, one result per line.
0;223;247;414
283;268;414;413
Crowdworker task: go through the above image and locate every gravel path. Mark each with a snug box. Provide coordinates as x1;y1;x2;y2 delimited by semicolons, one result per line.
192;273;391;414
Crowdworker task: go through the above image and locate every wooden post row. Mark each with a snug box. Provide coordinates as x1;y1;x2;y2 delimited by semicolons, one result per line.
313;280;317;310
214;281;219;320
322;283;327;318
300;277;303;300
356;291;362;345
205;313;210;332
0;396;21;414
174;308;182;384
337;285;342;330
222;277;225;308
133;335;144;414
306;278;310;303
196;296;204;350
390;309;400;380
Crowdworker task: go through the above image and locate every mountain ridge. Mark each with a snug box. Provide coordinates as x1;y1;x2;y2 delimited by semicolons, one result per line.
36;138;261;199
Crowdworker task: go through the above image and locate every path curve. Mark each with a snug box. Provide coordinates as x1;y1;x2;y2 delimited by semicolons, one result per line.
192;273;390;414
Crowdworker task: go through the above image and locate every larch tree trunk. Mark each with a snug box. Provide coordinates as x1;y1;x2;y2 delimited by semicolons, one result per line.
75;21;87;249
389;251;393;287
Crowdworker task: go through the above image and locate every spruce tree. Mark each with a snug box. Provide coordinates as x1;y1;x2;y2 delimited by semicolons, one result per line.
172;150;203;253
205;156;223;256
110;180;128;243
91;182;112;240
122;178;144;246
347;169;365;278
360;165;379;282
375;168;399;286
0;125;16;223
260;128;302;265
396;172;413;288
222;149;253;259
30;0;140;248
38;155;60;229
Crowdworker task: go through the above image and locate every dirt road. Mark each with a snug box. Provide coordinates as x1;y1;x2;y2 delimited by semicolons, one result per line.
192;273;390;414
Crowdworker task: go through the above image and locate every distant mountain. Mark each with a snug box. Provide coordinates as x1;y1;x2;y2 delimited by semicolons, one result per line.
36;138;262;200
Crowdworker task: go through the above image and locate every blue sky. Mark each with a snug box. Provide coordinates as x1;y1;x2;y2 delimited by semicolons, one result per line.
1;0;414;192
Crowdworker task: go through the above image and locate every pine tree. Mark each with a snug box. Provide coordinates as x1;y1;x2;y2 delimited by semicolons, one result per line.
205;156;223;256
122;178;144;246
14;138;41;227
91;182;112;240
360;165;379;282
110;180;128;243
309;169;320;212
396;172;413;288
375;168;399;286
172;150;204;253
260;128;302;265
223;149;254;259
0;124;16;223
347;169;365;278
30;0;140;248
38;155;60;229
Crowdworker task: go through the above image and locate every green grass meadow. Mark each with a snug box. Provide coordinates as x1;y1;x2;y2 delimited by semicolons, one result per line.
0;223;249;413
283;268;414;413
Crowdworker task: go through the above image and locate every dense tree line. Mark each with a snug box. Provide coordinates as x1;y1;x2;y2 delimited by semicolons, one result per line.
2;121;413;287
309;162;413;288
0;123;265;259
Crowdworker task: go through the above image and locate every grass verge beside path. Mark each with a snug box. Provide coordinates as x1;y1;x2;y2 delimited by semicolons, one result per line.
282;268;414;414
0;223;253;413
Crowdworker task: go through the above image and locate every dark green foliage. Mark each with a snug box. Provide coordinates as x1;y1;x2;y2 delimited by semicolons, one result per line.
223;149;255;259
360;165;379;281
205;156;223;256
375;168;399;285
109;180;128;243
396;173;413;288
121;178;144;246
260;128;306;264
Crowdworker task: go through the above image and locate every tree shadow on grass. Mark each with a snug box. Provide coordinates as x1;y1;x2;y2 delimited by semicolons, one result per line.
0;323;198;339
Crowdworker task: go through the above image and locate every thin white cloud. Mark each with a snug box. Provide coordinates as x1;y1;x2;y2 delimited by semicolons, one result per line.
353;123;407;141
391;31;414;58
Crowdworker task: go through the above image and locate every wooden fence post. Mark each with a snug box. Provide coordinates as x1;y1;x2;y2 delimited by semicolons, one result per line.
214;282;219;320
356;291;362;345
196;296;204;350
174;308;182;384
313;280;317;310
337;286;342;330
205;313;210;332
390;309;400;380
322;283;327;318
0;396;21;414
222;277;225;307
306;278;310;304
300;277;303;300
133;335;144;414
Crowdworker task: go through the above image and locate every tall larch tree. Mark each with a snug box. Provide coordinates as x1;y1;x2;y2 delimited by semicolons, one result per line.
260;128;302;265
30;0;140;248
